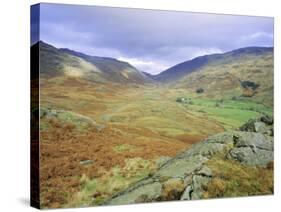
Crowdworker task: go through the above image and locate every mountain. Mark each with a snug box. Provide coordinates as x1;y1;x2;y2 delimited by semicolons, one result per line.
141;71;158;80
33;41;150;84
155;47;273;106
155;47;273;83
60;48;151;83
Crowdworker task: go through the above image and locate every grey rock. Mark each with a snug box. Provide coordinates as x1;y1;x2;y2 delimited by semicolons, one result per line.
105;125;274;204
155;156;172;168
155;154;208;179
180;132;235;158
79;160;93;166
184;142;225;158
206;132;236;144
228;147;273;167
106;181;162;205
183;175;193;186
180;185;193;200
190;175;211;200
239;115;273;136
233;132;273;151
261;115;273;125
254;122;268;134
239;119;256;132
197;166;213;177
228;131;273;166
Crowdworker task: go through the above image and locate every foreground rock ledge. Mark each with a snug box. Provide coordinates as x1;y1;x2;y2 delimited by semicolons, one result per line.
104;117;273;205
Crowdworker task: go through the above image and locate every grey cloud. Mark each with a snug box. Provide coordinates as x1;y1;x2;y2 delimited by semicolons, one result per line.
39;3;274;74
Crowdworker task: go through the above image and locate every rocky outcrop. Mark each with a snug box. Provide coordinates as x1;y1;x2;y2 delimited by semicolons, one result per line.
105;116;273;205
239;115;273;136
227;132;273;166
40;108;105;132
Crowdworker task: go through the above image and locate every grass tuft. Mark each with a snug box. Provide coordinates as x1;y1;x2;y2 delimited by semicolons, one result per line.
203;157;273;198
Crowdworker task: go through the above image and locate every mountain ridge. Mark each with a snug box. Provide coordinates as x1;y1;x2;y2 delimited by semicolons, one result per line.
33;41;151;84
154;46;273;83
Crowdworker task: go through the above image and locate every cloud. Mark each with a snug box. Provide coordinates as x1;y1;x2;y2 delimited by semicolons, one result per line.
236;32;274;47
38;3;274;74
118;57;169;75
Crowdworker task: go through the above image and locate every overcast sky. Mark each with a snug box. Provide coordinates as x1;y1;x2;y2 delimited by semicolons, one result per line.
36;3;274;75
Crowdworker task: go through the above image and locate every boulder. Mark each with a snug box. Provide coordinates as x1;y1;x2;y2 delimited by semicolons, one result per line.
254;121;268;134
261;115;273;125
79;160;94;166
190;175;211;200
239;115;273;136
155;156;171;168
233;132;273;151
227;131;273;167
180;185;193;200
197;166;213;177
228;147;273;167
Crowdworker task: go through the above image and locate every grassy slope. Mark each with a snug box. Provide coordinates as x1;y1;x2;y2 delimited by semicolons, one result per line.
173;52;273;106
38;41;150;84
204;156;273;198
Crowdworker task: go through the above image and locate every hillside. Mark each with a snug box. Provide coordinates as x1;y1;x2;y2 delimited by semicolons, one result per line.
155;47;273;106
33;41;150;84
155;47;273;82
60;48;152;83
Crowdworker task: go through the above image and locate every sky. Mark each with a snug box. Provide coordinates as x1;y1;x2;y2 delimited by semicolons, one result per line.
33;3;274;75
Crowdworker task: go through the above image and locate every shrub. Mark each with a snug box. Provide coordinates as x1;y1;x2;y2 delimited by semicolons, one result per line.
196;88;204;94
240;80;260;90
176;97;184;103
176;97;191;104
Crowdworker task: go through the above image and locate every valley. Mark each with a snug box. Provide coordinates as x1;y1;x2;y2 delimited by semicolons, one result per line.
35;41;273;208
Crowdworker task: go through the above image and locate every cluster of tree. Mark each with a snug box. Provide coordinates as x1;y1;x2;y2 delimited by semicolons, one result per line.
240;80;260;90
196;88;204;93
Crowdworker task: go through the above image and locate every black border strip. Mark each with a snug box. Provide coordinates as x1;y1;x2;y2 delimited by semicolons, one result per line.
30;4;40;209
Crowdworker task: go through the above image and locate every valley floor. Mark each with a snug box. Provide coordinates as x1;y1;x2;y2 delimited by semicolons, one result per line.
38;77;273;208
